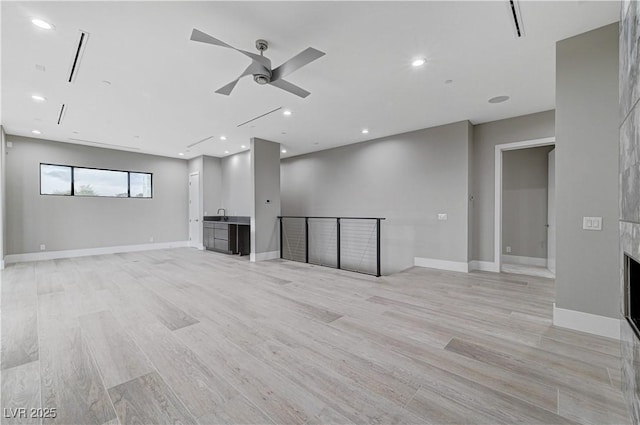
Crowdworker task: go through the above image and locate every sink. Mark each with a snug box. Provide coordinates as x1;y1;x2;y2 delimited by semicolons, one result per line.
203;215;250;224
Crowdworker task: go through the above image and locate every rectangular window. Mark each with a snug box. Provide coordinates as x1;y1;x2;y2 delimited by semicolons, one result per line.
74;168;129;197
129;172;152;198
40;163;152;198
40;164;72;195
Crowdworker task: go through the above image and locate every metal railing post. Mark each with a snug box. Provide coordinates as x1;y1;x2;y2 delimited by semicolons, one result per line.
279;217;283;259
336;218;341;270
376;218;381;277
305;217;309;263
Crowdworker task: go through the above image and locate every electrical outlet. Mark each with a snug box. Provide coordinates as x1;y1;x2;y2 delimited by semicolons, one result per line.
506;246;512;253
40;244;46;251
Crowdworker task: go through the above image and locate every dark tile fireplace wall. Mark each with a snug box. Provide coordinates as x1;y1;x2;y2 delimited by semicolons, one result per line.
620;1;640;422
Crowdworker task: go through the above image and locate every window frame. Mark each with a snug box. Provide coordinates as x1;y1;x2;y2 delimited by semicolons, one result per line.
39;163;153;199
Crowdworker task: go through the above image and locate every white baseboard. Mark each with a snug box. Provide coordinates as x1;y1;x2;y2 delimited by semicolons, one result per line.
552;303;621;340
250;250;280;262
4;241;191;264
503;255;547;267
414;257;469;273
468;260;500;273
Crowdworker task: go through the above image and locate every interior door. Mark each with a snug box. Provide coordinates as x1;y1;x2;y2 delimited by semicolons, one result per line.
189;172;201;247
547;149;556;274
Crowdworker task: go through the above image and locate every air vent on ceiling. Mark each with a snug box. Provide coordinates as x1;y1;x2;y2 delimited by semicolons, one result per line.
187;135;214;148
507;0;524;38
237;106;282;128
68;138;141;151
67;30;90;83
57;104;66;125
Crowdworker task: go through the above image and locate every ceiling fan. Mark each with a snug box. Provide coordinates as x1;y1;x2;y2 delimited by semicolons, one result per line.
190;29;325;98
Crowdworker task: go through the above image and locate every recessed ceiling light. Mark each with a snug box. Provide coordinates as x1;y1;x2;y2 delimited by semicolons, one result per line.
241;145;246;149
31;95;46;102
31;18;53;30
412;58;426;67
32;130;41;135
488;95;510;104
224;150;229;154
102;80;111;86
362;129;369;134
281;149;287;153
220;136;227;141
178;152;185;156
283;110;292;116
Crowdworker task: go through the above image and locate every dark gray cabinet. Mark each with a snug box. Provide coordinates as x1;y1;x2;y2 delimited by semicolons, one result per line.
203;217;250;255
204;222;236;254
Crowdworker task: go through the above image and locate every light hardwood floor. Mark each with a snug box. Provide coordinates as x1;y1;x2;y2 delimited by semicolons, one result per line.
0;248;632;424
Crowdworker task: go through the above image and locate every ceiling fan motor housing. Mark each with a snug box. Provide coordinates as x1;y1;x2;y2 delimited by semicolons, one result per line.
253;73;271;85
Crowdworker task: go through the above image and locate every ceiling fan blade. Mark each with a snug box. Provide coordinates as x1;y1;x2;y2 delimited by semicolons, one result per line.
190;29;233;49
191;29;266;64
215;79;240;96
271;47;325;81
268;79;311;98
215;62;264;96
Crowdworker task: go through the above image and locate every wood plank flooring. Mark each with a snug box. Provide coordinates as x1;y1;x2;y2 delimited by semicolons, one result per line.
0;248;632;424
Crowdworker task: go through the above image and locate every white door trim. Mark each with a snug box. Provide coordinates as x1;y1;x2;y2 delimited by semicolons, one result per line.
494;137;555;272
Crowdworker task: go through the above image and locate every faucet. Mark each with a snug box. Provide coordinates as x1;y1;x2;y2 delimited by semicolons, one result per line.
217;208;228;220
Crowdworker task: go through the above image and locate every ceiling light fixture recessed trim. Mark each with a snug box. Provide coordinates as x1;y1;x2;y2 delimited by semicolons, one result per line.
412;58;426;67
31;95;46;102
31;130;42;135
220;136;227;140
283;110;292;116
362;129;369;134
488;95;510;104
178;152;185;156
31;18;53;30
281;149;287;153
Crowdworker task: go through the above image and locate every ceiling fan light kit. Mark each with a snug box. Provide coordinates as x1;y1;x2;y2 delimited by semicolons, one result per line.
190;29;325;98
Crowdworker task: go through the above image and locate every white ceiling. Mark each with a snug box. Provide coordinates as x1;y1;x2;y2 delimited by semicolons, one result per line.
1;1;620;159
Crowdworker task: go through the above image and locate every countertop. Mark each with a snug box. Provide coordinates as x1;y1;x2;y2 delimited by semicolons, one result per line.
203;215;250;225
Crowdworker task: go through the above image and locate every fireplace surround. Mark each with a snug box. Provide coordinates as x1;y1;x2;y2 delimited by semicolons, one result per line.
620;1;640;422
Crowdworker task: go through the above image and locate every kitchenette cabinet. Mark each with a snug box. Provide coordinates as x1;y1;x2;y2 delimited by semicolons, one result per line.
203;216;250;255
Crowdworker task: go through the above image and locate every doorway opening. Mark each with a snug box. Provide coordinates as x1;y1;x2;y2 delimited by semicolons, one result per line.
494;137;555;278
188;172;202;248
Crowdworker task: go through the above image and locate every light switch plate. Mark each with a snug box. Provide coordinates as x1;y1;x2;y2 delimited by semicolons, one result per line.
437;213;448;221
583;216;602;231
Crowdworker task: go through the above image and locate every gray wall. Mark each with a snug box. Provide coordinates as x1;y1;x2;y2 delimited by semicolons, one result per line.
472;110;555;262
221;151;251;216
556;23;619;318
6;136;188;254
281;121;472;274
202;155;222;216
1;127;6;265
251;138;281;256
502;146;554;259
